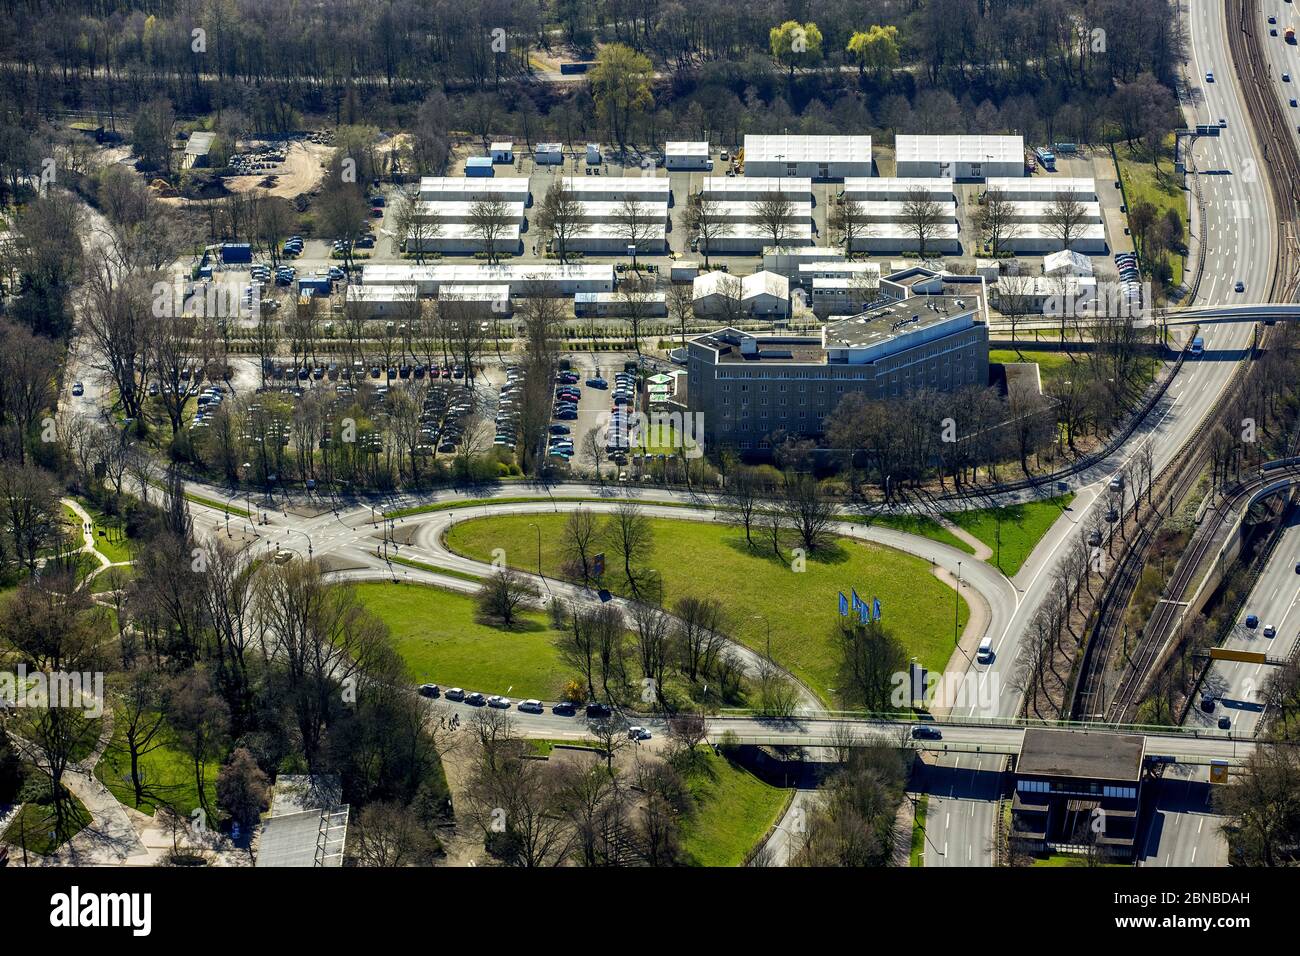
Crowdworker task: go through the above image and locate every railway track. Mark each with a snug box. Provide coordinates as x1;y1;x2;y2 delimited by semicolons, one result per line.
1071;0;1300;720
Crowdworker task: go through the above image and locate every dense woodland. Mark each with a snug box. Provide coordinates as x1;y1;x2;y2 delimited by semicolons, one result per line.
0;0;1184;159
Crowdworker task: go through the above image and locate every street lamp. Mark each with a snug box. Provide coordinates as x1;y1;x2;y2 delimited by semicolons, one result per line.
954;560;963;643
526;521;545;584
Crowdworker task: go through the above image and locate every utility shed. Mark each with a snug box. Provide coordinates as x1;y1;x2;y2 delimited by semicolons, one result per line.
490;142;514;163
743;134;872;180
535;143;564;165
895;135;1025;180
665;141;710;170
465;156;494;177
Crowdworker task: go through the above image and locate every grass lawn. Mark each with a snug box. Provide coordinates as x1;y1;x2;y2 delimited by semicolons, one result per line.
989;348;1078;388
94;715;215;817
851;513;973;555
385;553;487;585
680;750;787;867
91;564;137;594
910;793;928;866
68;499;135;565
355;581;572;700
444;513;967;704
1032;853;1122;867
1116;140;1187;287
1;794;91;856
949;494;1074;576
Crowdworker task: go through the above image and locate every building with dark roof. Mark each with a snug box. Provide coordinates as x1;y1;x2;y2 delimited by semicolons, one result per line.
685;271;988;450
1011;729;1148;862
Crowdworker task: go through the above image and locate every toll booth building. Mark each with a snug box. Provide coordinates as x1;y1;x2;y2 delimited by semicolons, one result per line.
1010;729;1147;862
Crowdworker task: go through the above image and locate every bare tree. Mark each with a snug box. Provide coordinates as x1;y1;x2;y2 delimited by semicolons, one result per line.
752;191;796;249
974;187;1019;257
682;193;732;268
901;186;946;260
1046;192;1088;252
612;196;659;270
535;180;582;263
828;196;869;255
467;194;514;265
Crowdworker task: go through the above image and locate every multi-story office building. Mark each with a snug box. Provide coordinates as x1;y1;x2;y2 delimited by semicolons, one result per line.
686;278;988;449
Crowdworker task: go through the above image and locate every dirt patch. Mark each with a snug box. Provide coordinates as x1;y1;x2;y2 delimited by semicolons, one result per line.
225;140;332;200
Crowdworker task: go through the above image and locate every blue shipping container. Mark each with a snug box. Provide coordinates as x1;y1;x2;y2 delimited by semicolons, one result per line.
465;157;495;178
298;276;332;294
220;242;252;264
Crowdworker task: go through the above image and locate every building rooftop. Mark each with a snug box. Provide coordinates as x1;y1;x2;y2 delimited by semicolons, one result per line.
744;134;872;164
666;141;709;156
256;807;349;867
1017;729;1146;783
896;134;1025;164
702;176;813;197
822;295;977;350
185;131;216;156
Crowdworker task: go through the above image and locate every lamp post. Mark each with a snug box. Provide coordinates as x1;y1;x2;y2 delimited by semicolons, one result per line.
954;560;962;643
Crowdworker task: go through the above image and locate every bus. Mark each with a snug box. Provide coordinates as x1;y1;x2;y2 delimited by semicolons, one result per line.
1190;336;1205;356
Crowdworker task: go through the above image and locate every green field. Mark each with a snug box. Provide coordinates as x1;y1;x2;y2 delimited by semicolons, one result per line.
1116;140;1187;287
67;499;135;565
910;793;928;866
680;750;787;867
989;349;1078;387
949;494;1074;576
355;581;572;699
851;513;973;555
1;793;91;856
443;513;967;704
95;715;216;817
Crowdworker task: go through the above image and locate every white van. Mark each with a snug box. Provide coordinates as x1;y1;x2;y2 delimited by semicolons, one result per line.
977;637;994;664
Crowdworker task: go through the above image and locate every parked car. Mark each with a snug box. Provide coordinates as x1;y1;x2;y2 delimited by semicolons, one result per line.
487;695;511;709
628;726;652;740
71;382;84;396
552;701;576;716
1246;614;1259;628
465;692;486;706
1264;623;1277;638
444;687;465;701
518;699;543;713
585;702;612;718
1218;715;1232;730
418;684;441;698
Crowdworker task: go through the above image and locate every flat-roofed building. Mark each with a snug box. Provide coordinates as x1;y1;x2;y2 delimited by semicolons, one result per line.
360;263;616;297
565;200;671;223
895;135;1025;180
1005;201;1102;223
1011;729;1147;862
417;177;531;203
841;177;955;202
853;222;961;255
999;223;1107;255
490;141;514;163
559;176;672;203
762;245;845;277
343;283;421;318
994;274;1097;313
574;290;668;318
535;142;564;165
567;222;669;255
438;283;512;316
665;141;711;170
403;221;522;255
984;177;1097;201
698;200;814;224
743;134;872;179
700;176;813;202
702;223;814;255
687;289;988;448
410;200;526;224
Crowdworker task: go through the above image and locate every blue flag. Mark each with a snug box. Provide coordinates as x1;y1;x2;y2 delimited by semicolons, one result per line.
851;589;863;613
859;604;869;625
873;597;881;621
838;591;849;616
